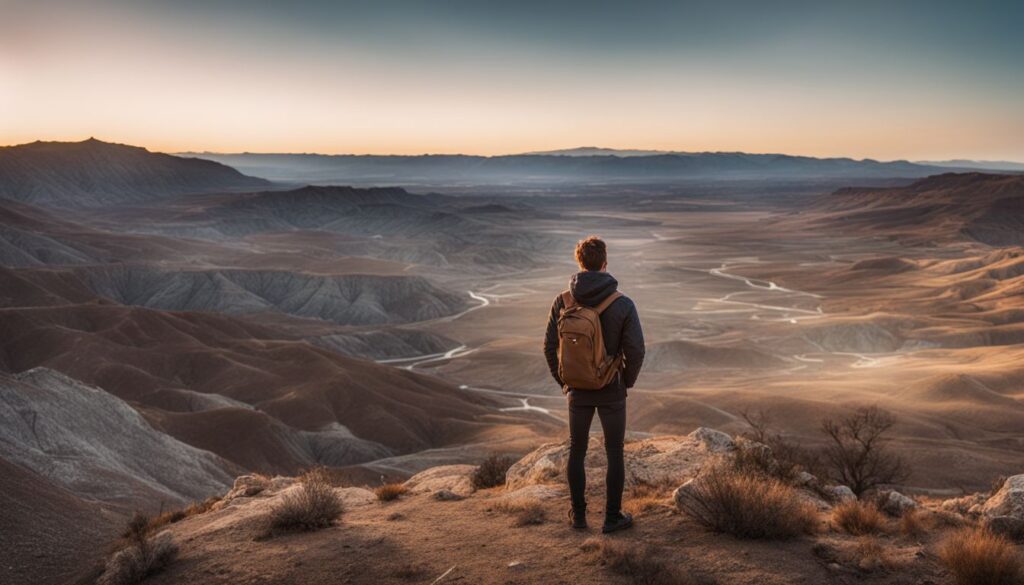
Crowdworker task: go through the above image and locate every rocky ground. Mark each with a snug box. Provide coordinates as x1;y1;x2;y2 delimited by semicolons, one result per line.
83;428;1024;585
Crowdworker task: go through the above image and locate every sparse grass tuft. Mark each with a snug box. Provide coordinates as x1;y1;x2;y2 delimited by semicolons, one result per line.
374;483;408;502
148;496;220;532
392;563;431;580
676;464;818;539
582;538;708;585
624;480;673;516
832;500;887;536
471;454;518;490
494;498;546;526
265;467;343;536
939;527;1022;585
99;514;178;585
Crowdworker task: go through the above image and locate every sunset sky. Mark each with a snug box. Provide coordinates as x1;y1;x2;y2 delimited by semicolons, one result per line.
2;0;1022;159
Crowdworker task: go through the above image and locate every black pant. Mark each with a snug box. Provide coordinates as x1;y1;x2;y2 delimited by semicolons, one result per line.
567;399;626;517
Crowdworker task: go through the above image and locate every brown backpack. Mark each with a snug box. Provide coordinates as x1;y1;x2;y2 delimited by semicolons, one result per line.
557;290;623;390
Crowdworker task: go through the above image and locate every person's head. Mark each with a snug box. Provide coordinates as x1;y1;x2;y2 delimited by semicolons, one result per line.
574;235;607;272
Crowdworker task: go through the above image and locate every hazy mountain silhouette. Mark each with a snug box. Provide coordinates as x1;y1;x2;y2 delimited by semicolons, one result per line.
0;138;269;207
917;158;1024;172
185;149;953;185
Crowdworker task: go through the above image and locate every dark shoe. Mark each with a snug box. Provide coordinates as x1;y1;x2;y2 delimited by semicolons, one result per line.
602;511;634;534
568;507;587;530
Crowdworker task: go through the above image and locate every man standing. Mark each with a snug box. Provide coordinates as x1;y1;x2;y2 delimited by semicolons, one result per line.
544;235;645;533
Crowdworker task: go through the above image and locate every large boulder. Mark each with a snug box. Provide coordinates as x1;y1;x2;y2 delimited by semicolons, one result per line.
982;475;1024;520
974;475;1024;536
506;430;727;491
879;490;917;516
404;464;477;497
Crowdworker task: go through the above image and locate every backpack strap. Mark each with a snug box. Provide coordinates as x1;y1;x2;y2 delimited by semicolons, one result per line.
594;291;623;315
560;290;576;310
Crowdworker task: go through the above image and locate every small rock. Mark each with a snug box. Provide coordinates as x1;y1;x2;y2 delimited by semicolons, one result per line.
433;489;464;501
507;560;525;570
941;492;986;515
880;490;917;516
858;556;881;572
688;427;735;453
827;562;843;573
827;485;857;503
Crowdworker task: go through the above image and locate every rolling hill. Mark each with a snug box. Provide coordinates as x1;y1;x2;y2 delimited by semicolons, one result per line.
815;172;1024;246
0;138;269;207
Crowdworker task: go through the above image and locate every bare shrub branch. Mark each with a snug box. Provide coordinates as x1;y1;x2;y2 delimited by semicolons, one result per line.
820;406;909;496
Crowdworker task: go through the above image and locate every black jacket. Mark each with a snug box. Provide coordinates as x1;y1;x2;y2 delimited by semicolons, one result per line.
543;271;645;406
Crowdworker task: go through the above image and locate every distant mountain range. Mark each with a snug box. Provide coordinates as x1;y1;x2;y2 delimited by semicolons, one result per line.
183;148;965;186
0;139;269;207
520;146;675;157
915;159;1024;172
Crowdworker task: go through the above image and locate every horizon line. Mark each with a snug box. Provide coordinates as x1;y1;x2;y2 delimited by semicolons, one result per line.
4;137;1023;166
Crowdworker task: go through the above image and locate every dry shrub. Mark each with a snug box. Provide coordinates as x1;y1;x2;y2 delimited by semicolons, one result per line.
148;496;220;532
266;468;343;535
375;483;408;502
939;527;1022;585
677;465;818;539
98;513;178;585
820;406;909;496
471;454;518;490
899;508;928;538
850;536;899;572
738;408;824;480
494;498;546;526
931;509;969;529
732;439;787;480
832;500;887;536
582;538;708;585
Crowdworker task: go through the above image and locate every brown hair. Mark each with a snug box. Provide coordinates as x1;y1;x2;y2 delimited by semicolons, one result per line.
575;235;607;271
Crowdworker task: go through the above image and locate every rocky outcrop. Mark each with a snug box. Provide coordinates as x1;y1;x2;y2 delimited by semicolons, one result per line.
0;138;268;208
216;474;375;511
404;465;477;497
0;368;233;507
979;474;1024;537
505;428;737;492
